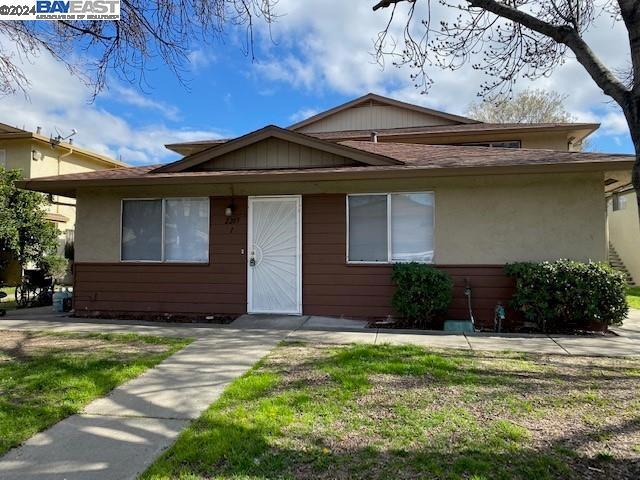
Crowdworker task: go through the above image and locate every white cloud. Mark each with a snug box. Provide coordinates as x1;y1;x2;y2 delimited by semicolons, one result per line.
288;108;319;123
187;49;216;71
256;0;633;146
0;46;226;166
108;84;181;121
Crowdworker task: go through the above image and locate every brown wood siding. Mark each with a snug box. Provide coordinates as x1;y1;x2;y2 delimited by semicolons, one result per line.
73;197;247;317
302;194;516;327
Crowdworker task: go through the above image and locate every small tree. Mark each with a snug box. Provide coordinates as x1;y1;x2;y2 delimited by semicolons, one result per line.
467;89;574;124
0;168;59;267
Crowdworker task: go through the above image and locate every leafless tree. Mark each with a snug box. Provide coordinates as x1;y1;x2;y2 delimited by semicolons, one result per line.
467;88;574;123
0;0;277;97
372;0;640;221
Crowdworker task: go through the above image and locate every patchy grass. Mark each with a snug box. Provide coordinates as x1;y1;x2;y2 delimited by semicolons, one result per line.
143;343;640;480
0;330;191;455
627;286;640;310
0;286;16;311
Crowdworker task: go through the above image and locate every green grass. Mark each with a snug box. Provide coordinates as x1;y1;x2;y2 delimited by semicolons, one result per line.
142;343;640;480
0;286;16;311
627;286;640;310
0;330;191;455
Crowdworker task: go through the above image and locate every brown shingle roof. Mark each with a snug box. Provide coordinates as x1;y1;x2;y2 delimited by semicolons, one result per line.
165;122;599;155
20;141;633;195
312;122;599;140
338;141;630;168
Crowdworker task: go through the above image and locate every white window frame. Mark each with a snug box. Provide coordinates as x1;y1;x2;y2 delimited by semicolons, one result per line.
346;192;435;265
120;197;210;264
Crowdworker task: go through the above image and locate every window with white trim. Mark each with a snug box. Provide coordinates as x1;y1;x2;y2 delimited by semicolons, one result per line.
121;198;209;262
347;193;434;263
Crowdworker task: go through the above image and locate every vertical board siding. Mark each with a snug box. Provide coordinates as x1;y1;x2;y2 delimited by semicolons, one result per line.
302;194;516;328
298;104;454;133
195;138;356;171
73;197;248;317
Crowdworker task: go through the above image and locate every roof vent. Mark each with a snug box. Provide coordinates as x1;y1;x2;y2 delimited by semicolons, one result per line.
36;126;42;134
370;131;378;143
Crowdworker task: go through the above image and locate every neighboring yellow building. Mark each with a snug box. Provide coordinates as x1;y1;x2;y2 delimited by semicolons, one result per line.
0;122;127;284
607;185;639;285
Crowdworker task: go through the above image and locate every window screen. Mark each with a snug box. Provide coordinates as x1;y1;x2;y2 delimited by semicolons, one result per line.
164;198;209;262
348;195;388;262
391;193;434;263
121;200;162;261
347;193;435;263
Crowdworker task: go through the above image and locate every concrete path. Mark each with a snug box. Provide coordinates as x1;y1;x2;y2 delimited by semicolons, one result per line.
0;326;287;480
0;308;638;479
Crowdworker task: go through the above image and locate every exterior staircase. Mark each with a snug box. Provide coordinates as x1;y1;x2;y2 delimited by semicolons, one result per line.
609;243;636;286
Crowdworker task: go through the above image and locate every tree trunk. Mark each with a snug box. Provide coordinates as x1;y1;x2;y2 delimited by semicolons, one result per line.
628;100;640;229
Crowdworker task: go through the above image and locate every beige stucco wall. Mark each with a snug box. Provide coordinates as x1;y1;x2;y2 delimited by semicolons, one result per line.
608;191;640;283
75;171;606;264
1;139;118;257
0;141;32;173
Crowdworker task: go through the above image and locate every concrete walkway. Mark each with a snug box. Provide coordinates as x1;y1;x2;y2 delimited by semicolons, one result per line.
0;320;288;480
0;308;638;479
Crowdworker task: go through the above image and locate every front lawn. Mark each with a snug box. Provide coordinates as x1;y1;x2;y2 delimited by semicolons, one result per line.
0;330;191;455
0;286;16;311
143;343;640;480
628;286;640;310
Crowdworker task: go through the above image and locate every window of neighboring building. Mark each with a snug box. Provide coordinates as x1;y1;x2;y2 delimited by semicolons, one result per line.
347;193;434;263
459;141;521;148
612;193;628;212
121;198;209;262
0;149;5;168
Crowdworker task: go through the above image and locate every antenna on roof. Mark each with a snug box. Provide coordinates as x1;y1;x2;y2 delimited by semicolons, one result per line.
50;127;78;146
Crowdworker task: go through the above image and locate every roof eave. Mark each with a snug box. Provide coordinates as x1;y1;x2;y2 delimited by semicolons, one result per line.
153;125;402;173
18;159;634;198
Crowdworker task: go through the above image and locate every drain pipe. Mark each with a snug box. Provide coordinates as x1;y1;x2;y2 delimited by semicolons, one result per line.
463;278;477;331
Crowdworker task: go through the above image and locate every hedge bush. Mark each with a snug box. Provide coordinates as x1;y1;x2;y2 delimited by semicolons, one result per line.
505;260;628;332
391;263;453;328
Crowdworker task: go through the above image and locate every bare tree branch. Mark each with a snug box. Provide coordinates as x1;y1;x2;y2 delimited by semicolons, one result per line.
0;0;278;98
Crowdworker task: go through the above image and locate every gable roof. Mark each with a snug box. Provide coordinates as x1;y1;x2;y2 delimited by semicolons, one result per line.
288;92;480;131
165;122;599;155
18;142;634;198
153;125;402;173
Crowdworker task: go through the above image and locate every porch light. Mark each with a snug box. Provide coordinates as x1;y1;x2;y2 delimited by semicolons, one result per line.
225;201;234;217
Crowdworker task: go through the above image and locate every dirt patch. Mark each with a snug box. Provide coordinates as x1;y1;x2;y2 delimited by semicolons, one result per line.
267;344;640;479
0;330;170;361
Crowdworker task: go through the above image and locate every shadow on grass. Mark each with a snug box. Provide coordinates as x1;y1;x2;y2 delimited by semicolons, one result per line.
143;408;639;480
0;333;187;455
142;344;640;480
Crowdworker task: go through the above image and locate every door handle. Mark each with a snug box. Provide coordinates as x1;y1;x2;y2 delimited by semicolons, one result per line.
249;257;256;267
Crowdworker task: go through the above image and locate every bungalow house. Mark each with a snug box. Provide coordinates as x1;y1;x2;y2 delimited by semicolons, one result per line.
0;122;126;284
18;94;635;327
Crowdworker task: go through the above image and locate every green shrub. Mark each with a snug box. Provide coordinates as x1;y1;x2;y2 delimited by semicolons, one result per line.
391;263;453;328
505;260;628;332
37;255;68;284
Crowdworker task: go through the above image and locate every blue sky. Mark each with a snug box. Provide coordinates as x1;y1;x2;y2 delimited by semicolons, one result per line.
0;1;634;165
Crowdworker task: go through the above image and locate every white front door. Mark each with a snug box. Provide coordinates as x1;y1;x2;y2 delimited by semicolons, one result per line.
247;196;302;314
